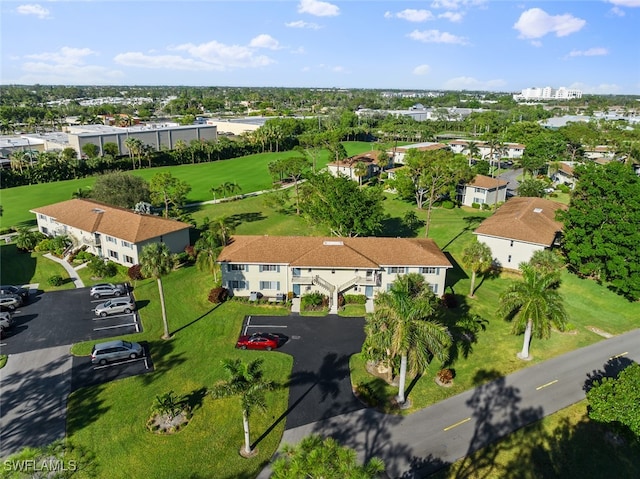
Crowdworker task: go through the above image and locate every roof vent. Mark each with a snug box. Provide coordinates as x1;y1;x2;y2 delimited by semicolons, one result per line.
533;208;543;213
91;208;105;214
323;240;344;246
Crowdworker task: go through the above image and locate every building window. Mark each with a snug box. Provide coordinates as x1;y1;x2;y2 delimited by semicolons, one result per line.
387;267;406;274
430;283;438;294
259;265;278;272
421;267;438;274
121;240;132;248
228;280;247;290
259;281;280;290
123;255;134;264
106;236;117;244
42;227;48;235
229;264;246;271
38;214;47;221
510;240;514;247
508;255;512;263
108;250;119;260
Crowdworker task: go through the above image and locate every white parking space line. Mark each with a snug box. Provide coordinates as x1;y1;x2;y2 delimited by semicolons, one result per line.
246;325;288;328
90;296;132;304
93;322;138;331
0;342;7;347
91;313;135;321
92;356;146;369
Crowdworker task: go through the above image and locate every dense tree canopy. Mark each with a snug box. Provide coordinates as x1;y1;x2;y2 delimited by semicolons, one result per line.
149;172;192;218
559;162;640;300
299;173;384;237
90;172;150;208
587;363;640;439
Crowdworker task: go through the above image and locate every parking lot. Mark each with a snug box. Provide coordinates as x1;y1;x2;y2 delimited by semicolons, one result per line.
239;314;366;430
0;287;142;355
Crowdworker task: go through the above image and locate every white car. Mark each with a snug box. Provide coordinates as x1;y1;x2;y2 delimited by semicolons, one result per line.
94;298;136;317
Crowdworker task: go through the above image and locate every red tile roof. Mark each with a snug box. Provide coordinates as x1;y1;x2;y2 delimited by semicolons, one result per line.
474;197;568;246
217;236;452;268
31;199;190;243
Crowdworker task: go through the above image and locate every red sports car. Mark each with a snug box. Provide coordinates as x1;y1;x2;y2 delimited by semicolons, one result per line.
236;332;283;351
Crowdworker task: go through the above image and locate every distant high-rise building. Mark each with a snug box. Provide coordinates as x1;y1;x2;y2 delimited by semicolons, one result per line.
513;86;582;101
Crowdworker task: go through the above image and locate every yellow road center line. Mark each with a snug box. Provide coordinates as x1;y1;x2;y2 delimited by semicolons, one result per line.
609;352;628;360
536;379;558;391
444;417;471;431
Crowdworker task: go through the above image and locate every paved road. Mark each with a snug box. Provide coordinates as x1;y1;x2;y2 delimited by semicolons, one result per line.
264;329;640;478
0;345;72;457
498;167;522;196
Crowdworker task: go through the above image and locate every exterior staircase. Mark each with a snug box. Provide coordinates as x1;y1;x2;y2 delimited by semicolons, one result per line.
312;275;337;314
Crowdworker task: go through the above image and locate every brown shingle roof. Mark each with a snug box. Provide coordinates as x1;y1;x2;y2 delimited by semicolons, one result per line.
217;236;452;268
327;151;385;167
473;197;568;246
467;174;509;189
31;199;190;243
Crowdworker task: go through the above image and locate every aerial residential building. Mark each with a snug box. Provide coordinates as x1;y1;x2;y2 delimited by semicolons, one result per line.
30;199;191;267
474;197;568;269
327;152;386;182
217;236;452;312
457;174;509;207
389;142;448;165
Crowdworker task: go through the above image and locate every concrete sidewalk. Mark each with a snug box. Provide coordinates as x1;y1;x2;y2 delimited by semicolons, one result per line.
43;253;85;288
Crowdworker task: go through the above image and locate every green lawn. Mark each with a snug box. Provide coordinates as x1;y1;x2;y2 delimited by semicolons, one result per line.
0;141;374;229
0;243;75;290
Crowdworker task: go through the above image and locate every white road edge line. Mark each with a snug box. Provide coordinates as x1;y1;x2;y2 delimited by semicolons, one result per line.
246;325;288;328
536;379;558;391
444;417;471;431
93;323;138;331
609;351;628;360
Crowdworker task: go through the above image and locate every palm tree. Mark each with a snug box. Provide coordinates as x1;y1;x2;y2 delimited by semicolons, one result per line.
498;263;568;360
139;243;174;340
461;240;493;297
195;232;223;283
353;161;368;187
466;140;480;167
210;358;275;457
362;273;451;405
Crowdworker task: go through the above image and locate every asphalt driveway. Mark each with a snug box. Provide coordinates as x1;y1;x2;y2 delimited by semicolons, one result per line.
1;288;141;355
240;314;366;430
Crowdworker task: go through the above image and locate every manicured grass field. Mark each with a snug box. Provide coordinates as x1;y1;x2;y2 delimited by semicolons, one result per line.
0;141;374;229
0;243;75;291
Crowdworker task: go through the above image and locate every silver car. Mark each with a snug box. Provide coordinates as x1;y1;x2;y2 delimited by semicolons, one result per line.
0;295;21;311
89;283;127;299
94;298;136;317
91;340;143;365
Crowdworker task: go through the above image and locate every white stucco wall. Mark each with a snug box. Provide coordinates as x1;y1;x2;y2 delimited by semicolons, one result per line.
476;234;546;269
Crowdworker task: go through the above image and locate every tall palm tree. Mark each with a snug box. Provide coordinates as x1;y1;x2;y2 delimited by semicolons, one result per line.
466;140;480;167
498;263;568;360
353;161;368;187
195;232;223;283
461;240;493;297
362;273;451;405
140;243;174;340
210;358;275;456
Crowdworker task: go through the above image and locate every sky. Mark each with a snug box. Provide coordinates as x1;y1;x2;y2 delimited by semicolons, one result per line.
1;0;639;94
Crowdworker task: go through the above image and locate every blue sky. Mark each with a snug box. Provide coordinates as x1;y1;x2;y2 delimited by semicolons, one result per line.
2;0;639;93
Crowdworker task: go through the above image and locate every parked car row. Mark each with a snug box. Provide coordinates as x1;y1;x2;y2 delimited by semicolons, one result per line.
0;311;14;338
0;284;30;312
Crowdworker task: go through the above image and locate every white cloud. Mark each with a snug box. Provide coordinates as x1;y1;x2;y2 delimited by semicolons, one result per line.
297;0;339;17
610;6;626;16
567;47;609;57
114;39;276;72
285;20;321;29
20;47;123;84
385;9;434;22
16;4;50;19
431;0;486;10
413;64;431;75
607;0;640;6
439;11;464;22
568;82;622;94
513;8;586;39
249;34;281;50
408;29;469;45
531;40;543;47
443;76;506;90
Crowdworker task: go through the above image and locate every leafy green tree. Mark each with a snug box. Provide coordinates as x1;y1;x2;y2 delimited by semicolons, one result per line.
462;240;493;297
269;156;309;214
140;242;174;340
362;273;451;405
271;434;385;479
149;172;192;218
404;149;472;237
559;161;640;300
124;137;144;169
299;173;384;237
517;178;547;198
103;142;119;157
521;132;565;178
81;143;100;158
529;249;564;275
498;263;568;360
210;358;275;456
15;228;45;252
587;363;640;438
90;172;150;208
